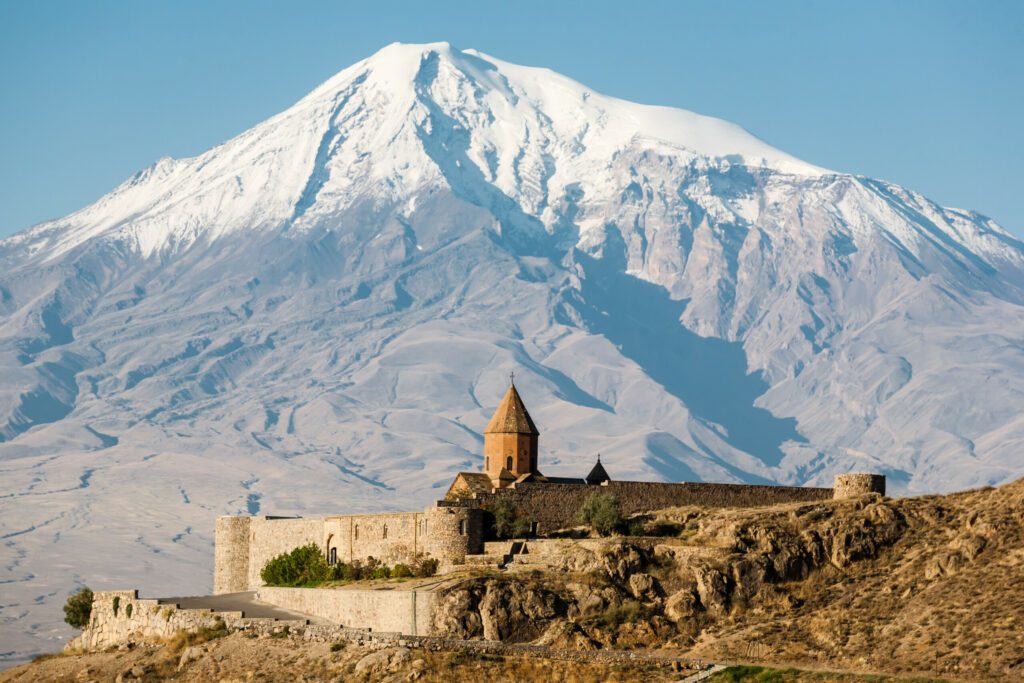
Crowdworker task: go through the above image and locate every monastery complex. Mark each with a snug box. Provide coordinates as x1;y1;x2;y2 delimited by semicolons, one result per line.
214;381;886;594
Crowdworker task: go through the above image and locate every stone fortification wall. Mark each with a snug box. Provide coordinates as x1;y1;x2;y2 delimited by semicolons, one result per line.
474;480;834;534
69;590;244;651
213;517;251;594
324;511;421;566
256;587;438;636
422;506;483;565
244;517;324;590
833;473;887;498
214;506;483;593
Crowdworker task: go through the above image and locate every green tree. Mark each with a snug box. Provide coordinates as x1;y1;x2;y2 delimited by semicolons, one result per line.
63;587;94;629
260;544;330;586
577;492;625;536
490;497;531;539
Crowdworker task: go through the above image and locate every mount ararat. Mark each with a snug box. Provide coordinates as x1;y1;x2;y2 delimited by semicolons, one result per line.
1;42;1023;663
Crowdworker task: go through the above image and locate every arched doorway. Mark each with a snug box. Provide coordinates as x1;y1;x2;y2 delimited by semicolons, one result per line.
325;534;337;565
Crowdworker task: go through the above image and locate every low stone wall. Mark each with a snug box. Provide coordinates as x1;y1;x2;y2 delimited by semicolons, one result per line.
475;480;835;534
66;592;710;674
256;586;438;636
67;591;248;651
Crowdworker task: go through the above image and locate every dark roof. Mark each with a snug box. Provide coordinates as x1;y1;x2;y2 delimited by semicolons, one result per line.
585;457;610;485
484;384;539;435
544;476;586;485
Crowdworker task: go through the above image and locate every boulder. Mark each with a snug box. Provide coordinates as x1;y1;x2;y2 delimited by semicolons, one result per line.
354;649;393;675
628;572;660;602
479;579;562;642
694;565;730;614
664;588;700;622
599;544;644;583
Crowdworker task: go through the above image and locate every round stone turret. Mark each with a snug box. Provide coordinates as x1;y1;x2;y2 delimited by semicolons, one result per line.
833;473;886;499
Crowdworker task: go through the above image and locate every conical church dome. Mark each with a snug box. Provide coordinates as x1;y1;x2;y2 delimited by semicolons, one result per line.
484;384;539;435
586;455;610;485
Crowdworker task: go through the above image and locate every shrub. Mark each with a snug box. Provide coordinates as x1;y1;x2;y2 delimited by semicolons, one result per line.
578;493;625;536
625;518;646;536
412;556;439;578
489;497;532;539
261;544;330;586
112;596;120;617
390;563;414;578
601;600;646;628
125;603;133;618
63;587;93;629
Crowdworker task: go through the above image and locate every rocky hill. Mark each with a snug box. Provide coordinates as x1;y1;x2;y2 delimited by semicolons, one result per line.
7;479;1023;681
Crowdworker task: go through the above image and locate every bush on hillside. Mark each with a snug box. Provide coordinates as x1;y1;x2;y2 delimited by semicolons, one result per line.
63;587;94;629
578;493;625;537
261;544;330;586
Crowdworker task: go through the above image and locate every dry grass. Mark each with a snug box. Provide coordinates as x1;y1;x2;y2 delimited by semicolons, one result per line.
668;480;1024;680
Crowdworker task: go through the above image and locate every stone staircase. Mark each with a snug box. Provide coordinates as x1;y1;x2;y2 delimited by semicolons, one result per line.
463;540;560;572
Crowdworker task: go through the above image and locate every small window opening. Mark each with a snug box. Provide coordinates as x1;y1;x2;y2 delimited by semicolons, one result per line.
354;524;359;541
506;456;513;471
458;520;466;535
383;524;388;539
328;547;337;565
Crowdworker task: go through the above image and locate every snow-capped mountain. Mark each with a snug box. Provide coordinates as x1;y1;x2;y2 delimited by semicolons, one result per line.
2;42;1023;663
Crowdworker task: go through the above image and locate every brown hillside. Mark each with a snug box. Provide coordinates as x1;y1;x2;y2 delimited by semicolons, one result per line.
677;478;1024;679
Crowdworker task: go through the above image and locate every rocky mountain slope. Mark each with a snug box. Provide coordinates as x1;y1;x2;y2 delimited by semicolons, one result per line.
2;42;1023;664
417;478;1024;679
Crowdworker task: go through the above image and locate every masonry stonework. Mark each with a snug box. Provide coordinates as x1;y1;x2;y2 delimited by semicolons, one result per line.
472;480;836;534
256;586;438;636
213;517;251;594
214;505;482;593
833;473;887;499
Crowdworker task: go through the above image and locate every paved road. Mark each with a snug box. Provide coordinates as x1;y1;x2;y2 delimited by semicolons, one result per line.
157;591;324;622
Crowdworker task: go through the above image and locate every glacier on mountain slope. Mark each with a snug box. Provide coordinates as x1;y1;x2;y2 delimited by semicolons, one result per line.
1;42;1023;664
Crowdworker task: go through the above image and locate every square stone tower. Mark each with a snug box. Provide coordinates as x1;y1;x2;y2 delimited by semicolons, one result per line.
483;380;540;487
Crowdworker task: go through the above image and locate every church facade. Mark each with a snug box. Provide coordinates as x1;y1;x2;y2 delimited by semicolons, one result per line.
213;381;884;594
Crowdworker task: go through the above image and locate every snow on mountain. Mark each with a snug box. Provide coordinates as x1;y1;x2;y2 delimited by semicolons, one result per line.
2;41;1023;664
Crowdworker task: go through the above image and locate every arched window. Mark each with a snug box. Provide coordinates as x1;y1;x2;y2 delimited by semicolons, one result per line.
458;520;465;535
383;524;388;539
506;456;513;471
354;524;359;541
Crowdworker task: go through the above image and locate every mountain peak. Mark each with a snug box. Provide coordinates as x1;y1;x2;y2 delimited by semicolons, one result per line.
8;43;838;261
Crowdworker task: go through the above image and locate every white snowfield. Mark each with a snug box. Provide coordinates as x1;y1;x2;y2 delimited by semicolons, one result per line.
1;42;1022;665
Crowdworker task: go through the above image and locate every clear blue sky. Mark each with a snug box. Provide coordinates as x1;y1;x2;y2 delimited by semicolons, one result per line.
2;0;1022;237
